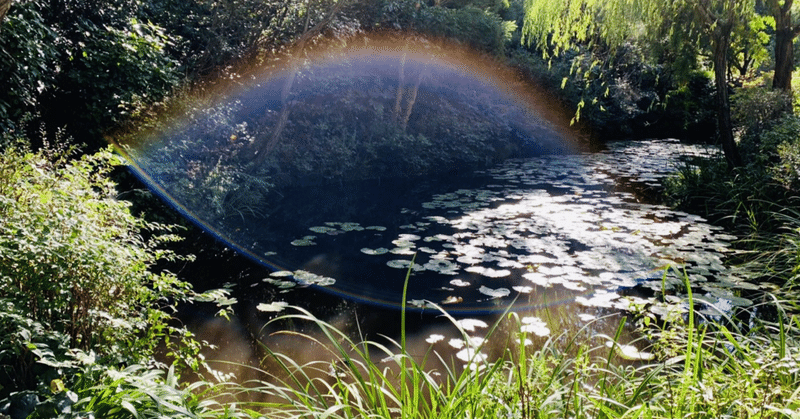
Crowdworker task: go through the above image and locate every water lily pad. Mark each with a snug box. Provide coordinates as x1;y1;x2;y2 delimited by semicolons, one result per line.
270;270;294;277
256;301;289;312
466;266;511;278
441;295;463;304
387;260;424;271
293;270;336;286
426;334;445;344
520;316;550;337
361;247;389;255
456;348;488;363
263;278;296;289
576;291;620;308
390;247;416;255
457;318;488;331
408;299;435;308
309;226;337;234
605;341;655;361
291;236;317;246
450;279;470;287
448;338;465;349
478;286;510;298
391;239;416;248
339;222;364;231
424;259;459;274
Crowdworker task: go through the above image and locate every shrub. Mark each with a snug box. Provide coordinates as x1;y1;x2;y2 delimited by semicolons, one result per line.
0;0;180;148
731;86;794;142
0;144;213;364
762;115;800;191
0;143;238;417
0;0;58;138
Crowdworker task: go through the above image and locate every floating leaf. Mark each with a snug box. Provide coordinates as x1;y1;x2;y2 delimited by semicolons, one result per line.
309;226;337;234
426;334;445;344
441;295;463;304
450;279;470;287
478;286;510;299
361;247;389;255
520;316;550;336
457;318;488;331
606;341;655;361
257;301;289;312
466;266;511;278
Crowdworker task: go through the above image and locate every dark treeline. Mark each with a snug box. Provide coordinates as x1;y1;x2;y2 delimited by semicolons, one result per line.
0;0;744;152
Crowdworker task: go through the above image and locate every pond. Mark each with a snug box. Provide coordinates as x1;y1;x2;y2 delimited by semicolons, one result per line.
119;39;762;374
200;138;747;318
141;138;760;379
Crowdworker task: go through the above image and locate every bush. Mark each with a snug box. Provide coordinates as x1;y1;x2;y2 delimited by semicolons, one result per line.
0;0;58;138
0;146;177;355
761;115;800;191
731;86;794;142
0;0;180;149
0;143;235;417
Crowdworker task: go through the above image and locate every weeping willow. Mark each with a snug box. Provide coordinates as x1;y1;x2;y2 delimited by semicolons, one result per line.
521;0;757;167
521;0;664;57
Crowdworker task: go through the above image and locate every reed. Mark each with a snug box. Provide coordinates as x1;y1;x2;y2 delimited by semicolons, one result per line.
201;269;800;418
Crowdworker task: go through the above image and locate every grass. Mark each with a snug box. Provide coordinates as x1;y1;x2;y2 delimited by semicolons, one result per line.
194;269;800;419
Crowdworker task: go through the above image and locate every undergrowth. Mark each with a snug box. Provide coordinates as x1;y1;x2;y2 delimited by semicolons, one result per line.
200;271;800;419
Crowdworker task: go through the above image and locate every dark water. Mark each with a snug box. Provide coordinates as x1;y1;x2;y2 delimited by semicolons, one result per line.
162;139;767;379
198;139;750;316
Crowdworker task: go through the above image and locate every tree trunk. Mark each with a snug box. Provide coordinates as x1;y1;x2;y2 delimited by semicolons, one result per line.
769;0;798;92
0;0;11;28
773;25;796;92
712;24;743;168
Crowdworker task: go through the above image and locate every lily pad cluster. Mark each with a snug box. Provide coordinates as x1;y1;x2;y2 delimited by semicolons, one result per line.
248;140;756;319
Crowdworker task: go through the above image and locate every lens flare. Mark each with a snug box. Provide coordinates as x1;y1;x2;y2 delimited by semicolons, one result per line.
117;36;595;312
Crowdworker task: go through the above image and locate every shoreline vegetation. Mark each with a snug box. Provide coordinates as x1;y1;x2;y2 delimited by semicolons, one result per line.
2;0;800;417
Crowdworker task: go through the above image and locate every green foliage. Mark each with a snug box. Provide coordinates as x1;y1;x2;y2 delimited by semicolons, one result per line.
0;0;180;148
41;0;180;143
0;301;215;419
208;296;800;418
520;0;663;58
0;142;241;417
0;143;239;369
665;109;800;288
729;12;774;80
127;99;275;221
362;0;515;55
732;86;793;142
0;0;58;137
0;146;174;355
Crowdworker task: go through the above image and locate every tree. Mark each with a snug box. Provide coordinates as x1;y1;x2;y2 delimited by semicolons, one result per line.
521;0;749;167
0;0;10;27
764;0;800;92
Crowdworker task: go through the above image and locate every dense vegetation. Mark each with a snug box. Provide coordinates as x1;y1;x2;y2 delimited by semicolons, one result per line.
2;0;800;417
